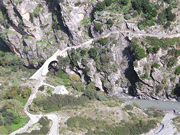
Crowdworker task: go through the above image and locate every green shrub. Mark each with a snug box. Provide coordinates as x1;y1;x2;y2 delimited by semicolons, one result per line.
124;14;131;20
164;21;171;28
94;22;103;33
97;92;106;101
38;85;44;91
75;1;81;6
104;0;112;6
84;89;97;100
13;117;21;124
133;61;138;67
107;19;114;28
167;57;177;67
38;116;49;126
147;47;153;53
138;24;145;30
156;84;163;93
98;38;108;45
152;63;160;68
121;0;129;5
132;11;138;18
153;46;160;53
162;78;167;84
136;48;147;60
175;66;180;75
96;1;105;11
88;48;97;59
124;105;133;110
80;49;87;56
0;119;3;126
40;126;49;134
69;74;80;81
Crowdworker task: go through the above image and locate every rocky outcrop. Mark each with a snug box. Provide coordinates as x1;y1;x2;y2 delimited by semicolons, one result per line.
1;0;180;101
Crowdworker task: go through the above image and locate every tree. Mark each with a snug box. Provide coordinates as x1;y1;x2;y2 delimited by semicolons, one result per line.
175;66;180;75
0;119;3;126
21;88;31;98
158;11;167;24
94;22;103;33
38;116;49;126
136;48;147;60
164;21;171;28
84;89;97;100
104;0;112;6
147;47;153;53
107;19;113;28
151;9;158;17
153;46;160;53
88;48;97;59
13;117;21;124
95;1;105;11
132;0;142;12
57;56;70;71
69;74;80;81
167;57;177;67
121;0;129;6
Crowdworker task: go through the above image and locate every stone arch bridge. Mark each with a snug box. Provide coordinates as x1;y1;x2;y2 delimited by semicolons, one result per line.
30;39;93;80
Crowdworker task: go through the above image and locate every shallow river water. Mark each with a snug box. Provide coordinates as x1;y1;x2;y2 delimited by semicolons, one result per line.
126;99;180;111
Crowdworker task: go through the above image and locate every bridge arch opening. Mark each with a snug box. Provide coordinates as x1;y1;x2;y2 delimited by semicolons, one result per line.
48;60;59;74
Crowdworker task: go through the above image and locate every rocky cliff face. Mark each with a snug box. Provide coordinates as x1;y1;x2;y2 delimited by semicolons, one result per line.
1;0;180;101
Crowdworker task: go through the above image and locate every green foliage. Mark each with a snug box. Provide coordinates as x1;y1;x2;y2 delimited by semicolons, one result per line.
175;66;180;75
38;117;49;126
38;85;44;91
152;63;160;68
133;61;138;67
130;38;147;60
96;92;106;101
94;22;103;33
72;82;84;91
138;24;145;30
164;21;171;28
104;0;112;6
136;48;147;60
4;86;31;99
140;73;148;79
69;74;80;81
96;1;105;11
70;116;157;135
132;11;138;18
98;38;108;45
84;89;98;100
56;70;69;79
167;57;177;67
121;0;129;5
75;1;81;6
153;46;160;53
107;19;113;28
88;48;97;59
33;94;88;112
124;14;131;20
80;49;87;56
156;84;163;93
168;49;180;57
158;6;176;25
13;117;21;124
147;47;153;53
162;78;167;84
124;105;133;110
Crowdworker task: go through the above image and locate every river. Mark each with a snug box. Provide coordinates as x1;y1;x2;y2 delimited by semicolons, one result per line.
125;99;180;111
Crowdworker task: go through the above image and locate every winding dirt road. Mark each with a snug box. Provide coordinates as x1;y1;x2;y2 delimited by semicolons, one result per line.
10;76;59;135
